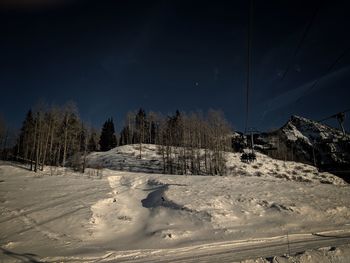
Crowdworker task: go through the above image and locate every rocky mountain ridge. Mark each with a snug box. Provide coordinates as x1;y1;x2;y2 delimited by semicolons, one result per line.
254;115;350;181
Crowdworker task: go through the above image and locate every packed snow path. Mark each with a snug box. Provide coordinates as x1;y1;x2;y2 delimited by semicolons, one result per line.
1;163;350;262
53;233;350;262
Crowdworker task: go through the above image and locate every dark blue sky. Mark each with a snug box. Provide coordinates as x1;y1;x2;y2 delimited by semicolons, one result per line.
1;0;349;132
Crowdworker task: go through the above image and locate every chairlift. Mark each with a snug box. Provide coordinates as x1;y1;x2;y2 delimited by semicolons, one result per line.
263;143;277;151
240;152;256;163
240;130;257;163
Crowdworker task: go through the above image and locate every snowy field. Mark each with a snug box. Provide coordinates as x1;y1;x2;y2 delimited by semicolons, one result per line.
1;145;350;262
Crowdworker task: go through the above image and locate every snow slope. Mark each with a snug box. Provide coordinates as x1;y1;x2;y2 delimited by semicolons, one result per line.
87;144;346;185
1;162;350;262
87;144;163;173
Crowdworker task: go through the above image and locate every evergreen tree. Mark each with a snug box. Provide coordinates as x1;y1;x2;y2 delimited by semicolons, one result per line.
135;108;146;144
99;118;117;151
150;121;157;144
135;108;148;158
88;129;99;152
18;110;35;160
119;126;130;146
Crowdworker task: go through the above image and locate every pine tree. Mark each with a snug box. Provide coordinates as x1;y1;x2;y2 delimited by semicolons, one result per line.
88;129;99;152
18;110;35;161
135;108;147;158
99;118;117;151
119;126;130;146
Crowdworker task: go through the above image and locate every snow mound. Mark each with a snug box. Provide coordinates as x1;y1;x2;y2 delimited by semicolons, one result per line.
87;144;163;173
88;171;350;250
89;173;212;247
87;144;346;185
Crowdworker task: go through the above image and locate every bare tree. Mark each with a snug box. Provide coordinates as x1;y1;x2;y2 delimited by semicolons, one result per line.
16;101;87;172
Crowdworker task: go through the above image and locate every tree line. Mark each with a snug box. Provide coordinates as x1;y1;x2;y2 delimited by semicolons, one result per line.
116;108;232;175
4;103;233;176
13;102;99;172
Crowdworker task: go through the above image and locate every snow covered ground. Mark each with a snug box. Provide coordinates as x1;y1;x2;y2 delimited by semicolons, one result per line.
266;244;350;263
1;146;349;262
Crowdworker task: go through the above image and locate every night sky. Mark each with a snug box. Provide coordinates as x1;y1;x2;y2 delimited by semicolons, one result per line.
1;0;349;132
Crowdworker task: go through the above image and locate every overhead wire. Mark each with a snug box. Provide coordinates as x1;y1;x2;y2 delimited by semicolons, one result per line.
244;0;253;134
318;108;350;123
294;47;350;104
267;2;349;124
259;3;321;127
280;2;321;81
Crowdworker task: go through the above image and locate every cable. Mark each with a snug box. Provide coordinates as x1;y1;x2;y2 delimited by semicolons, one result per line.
280;2;321;81
258;4;321;128
244;0;253;134
295;48;350;104
318;108;350;123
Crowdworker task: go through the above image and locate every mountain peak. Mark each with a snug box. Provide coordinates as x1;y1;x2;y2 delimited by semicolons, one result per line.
255;115;350;180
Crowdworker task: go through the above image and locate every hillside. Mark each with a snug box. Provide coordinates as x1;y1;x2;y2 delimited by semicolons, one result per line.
87;144;345;185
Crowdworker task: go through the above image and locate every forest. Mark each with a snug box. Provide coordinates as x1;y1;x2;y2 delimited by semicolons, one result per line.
0;102;233;176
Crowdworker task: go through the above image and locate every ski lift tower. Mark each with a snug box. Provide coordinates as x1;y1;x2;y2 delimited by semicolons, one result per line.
248;128;261;153
336;112;346;136
319;110;349;137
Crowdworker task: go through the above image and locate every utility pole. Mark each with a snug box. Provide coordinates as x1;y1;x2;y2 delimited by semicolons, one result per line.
286;231;291;256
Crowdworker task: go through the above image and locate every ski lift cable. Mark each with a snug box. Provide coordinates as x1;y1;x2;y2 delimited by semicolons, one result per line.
318;108;350;123
259;3;321;129
241;0;257;163
244;0;254;134
294;47;350;105
280;2;321;81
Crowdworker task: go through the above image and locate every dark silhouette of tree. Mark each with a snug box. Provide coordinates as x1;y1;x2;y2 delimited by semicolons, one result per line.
99;118;117;151
88;129;99;152
135;108;147;158
17;110;35;161
119;126;130;146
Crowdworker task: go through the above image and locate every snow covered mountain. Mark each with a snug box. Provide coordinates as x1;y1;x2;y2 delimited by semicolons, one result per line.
255;115;350;181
